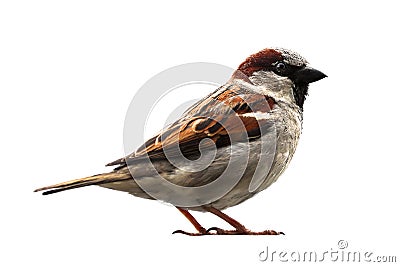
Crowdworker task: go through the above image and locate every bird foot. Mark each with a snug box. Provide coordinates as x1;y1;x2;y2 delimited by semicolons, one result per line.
172;227;284;236
172;228;208;236
206;227;284;235
172;230;204;236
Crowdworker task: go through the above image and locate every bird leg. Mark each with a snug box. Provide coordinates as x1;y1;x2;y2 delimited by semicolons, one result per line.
173;206;284;236
203;206;284;235
172;207;208;236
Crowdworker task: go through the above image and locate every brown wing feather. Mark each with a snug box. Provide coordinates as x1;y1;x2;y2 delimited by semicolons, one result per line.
106;83;276;168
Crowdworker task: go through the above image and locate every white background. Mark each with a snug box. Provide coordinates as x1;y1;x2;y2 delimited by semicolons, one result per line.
1;1;399;266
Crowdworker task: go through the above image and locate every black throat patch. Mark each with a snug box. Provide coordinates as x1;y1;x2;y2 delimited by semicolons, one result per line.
293;84;309;110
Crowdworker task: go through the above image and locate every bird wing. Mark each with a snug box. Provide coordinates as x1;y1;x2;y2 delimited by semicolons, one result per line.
106;83;276;168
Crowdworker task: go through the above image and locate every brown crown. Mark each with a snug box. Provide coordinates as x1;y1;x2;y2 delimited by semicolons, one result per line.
237;48;283;77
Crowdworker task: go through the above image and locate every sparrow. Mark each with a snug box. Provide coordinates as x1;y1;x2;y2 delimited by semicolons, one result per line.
35;47;326;235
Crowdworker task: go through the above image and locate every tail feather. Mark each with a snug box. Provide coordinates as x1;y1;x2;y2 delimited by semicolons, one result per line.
34;172;130;195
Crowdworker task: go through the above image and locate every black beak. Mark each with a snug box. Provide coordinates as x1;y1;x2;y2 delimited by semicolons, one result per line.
293;66;327;84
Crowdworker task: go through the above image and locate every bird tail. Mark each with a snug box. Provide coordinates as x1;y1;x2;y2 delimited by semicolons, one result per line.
34;172;130;195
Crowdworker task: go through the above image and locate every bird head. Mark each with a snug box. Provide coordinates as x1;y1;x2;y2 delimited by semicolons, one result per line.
235;48;327;110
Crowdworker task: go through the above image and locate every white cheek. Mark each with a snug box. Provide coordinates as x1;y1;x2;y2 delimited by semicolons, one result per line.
241;112;271;120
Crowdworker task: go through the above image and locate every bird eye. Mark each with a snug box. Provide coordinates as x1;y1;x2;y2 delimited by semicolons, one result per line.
275;62;286;73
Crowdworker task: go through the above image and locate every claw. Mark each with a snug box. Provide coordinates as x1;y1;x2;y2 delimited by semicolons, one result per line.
172;228;208;236
172;229;190;235
172;230;204;236
206;227;221;234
